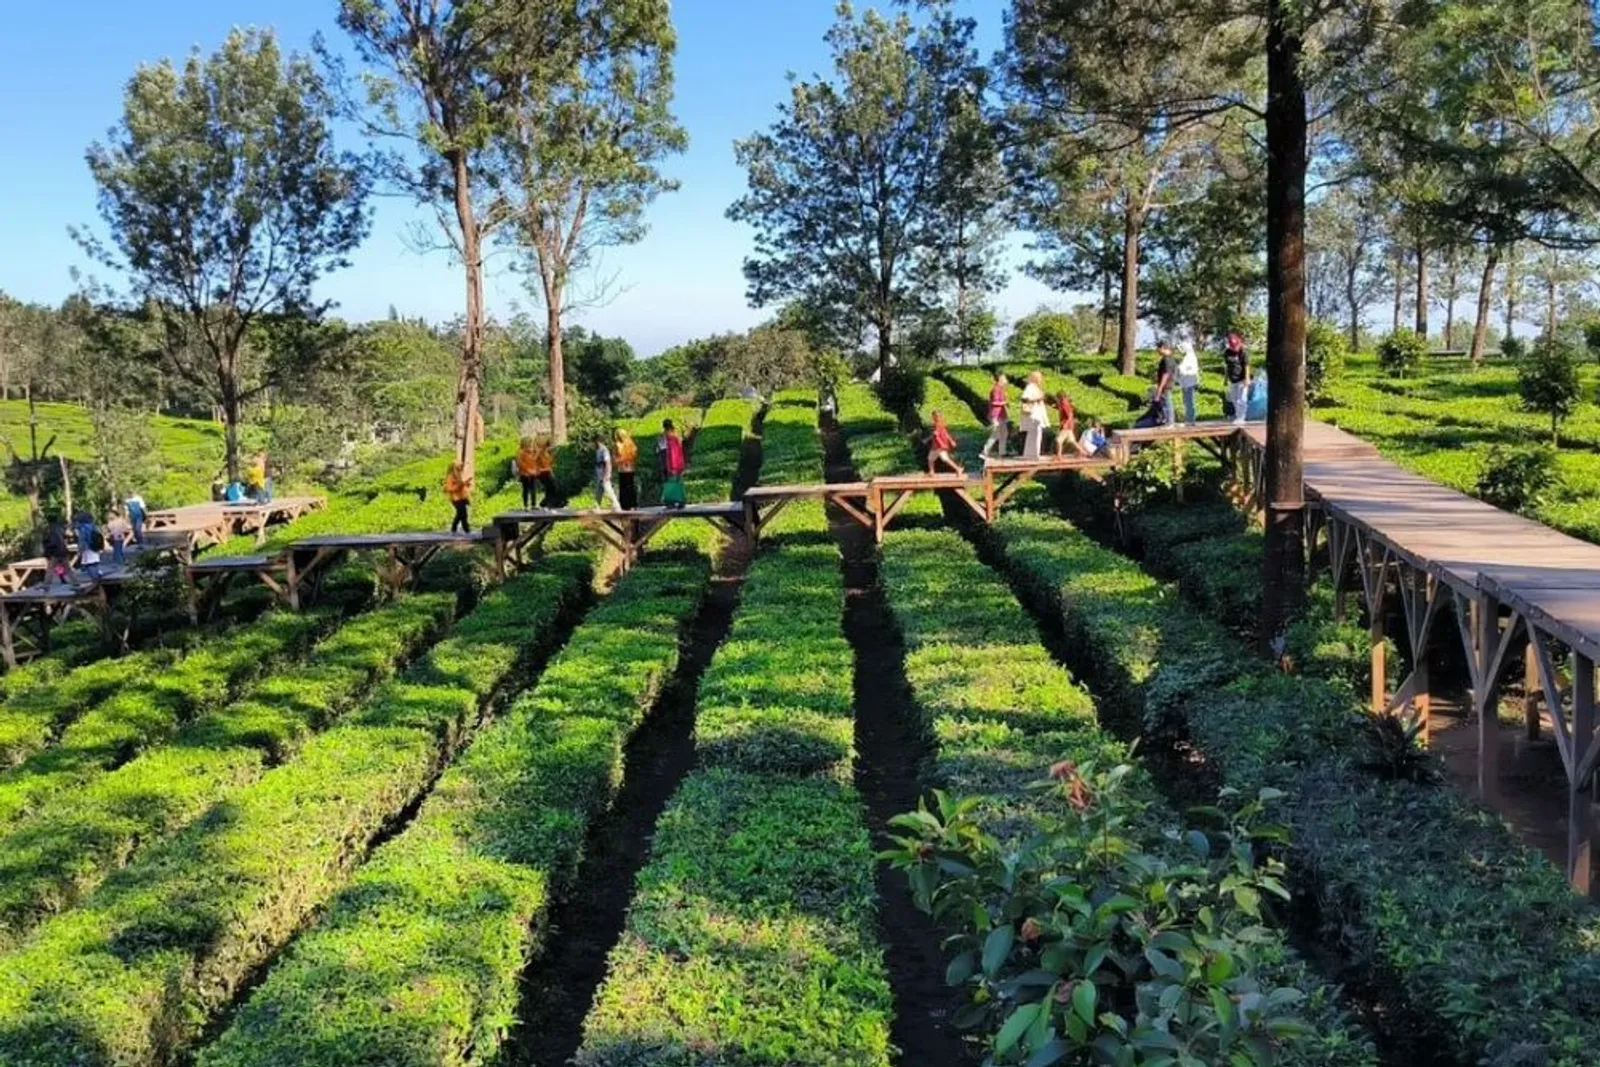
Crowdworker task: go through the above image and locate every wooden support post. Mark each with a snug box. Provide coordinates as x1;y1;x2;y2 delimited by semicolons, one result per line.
1569;652;1596;893
1370;607;1386;715
1416;655;1431;744
1476;595;1502;802
0;602;15;669
1524;640;1542;741
1173;440;1185;502
285;550;301;611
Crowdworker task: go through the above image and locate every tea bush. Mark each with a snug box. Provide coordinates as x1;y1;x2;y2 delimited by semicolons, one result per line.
0;558;593;1067
877;530;1375;1067
0;590;457;948
201;556;707;1067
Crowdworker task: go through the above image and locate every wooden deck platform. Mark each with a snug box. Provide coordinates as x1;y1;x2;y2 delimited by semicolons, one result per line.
1234;419;1600;890
148;495;326;550
285;529;489;607
493;504;748;571
743;483;873;537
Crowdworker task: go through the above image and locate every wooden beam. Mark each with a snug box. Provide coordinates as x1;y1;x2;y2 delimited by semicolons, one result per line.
1476;596;1503;800
1569;651;1596;893
1532;635;1575;780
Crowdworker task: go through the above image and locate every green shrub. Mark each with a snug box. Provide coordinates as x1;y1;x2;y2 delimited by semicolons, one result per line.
576;521;891;1067
875;529;1374;1066
980;510;1600;1066
200;558;706;1067
1499;335;1527;362
1306;319;1349;401
0;560;593;1067
1518;334;1583;444
0;592;457;948
876;366;926;422
1475;445;1561;515
1376;328;1427;379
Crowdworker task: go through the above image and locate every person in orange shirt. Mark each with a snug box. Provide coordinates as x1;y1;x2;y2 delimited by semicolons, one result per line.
444;461;473;533
515;436;558;508
614;428;639;510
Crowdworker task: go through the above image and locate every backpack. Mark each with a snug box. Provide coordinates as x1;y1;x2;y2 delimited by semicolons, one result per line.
91;528;106;552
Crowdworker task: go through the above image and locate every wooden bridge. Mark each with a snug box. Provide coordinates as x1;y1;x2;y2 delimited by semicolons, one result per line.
2;419;1596;891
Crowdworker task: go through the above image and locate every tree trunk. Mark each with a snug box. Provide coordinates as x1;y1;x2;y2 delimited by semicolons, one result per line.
1470;247;1500;366
1443;250;1458;346
1504;243;1518;340
877;314;894;375
1547;274;1558;337
451;150;484;481
1098;269;1112;354
1414;239;1429;339
1392;259;1403;332
546;291;568;444
1345;259;1360;351
1261;0;1308;655
1117;207;1141;375
221;387;242;485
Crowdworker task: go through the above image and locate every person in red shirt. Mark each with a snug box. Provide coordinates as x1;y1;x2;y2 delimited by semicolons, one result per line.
927;410;964;475
1053;392;1082;457
981;369;1009;460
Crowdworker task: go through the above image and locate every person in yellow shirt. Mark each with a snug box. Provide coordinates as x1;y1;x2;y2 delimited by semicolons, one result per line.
614;428;639;510
245;451;272;502
444;461;473;533
515;436;558;508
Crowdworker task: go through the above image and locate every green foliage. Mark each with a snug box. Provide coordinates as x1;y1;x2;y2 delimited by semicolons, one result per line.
1475;445;1561;515
201;558;706;1067
1499;335;1528;362
0;561;593;1067
876;367;927;423
886;779;1316;1067
1518;334;1583;442
1376;328;1428;378
1305;319;1349;401
0;591;456;948
982;510;1600;1065
1006;309;1079;367
82;27;369;477
0;604;347;826
729;2;989;368
567;329;636;414
577;537;892;1067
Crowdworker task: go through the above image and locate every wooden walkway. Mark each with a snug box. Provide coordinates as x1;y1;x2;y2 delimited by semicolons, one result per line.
1238;421;1600;890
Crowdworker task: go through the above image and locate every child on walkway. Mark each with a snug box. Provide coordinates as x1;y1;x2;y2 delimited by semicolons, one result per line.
1054;392;1081;457
105;509;131;567
928;411;964;475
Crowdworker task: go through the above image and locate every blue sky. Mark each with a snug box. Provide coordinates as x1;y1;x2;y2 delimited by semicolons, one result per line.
0;0;1063;357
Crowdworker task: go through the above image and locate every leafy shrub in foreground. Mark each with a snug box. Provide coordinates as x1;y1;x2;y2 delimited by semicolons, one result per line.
875;529;1373;1066
982;510;1600;1065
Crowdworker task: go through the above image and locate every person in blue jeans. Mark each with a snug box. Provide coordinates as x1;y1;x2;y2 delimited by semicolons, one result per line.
1153;342;1178;427
124;493;147;546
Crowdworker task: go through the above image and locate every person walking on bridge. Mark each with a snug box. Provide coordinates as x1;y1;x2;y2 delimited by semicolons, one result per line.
928;410;964;475
1054;392;1082;457
1020;371;1048;460
615;429;639;510
1153;342;1178;427
1176;336;1201;424
593;433;622;510
981;369;1010;461
444;462;473;534
657;419;688;509
1222;332;1250;426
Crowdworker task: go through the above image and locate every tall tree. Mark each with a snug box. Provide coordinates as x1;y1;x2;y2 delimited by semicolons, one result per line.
1003;0;1254;374
929;68;1007;364
729;1;983;373
1306;183;1385;350
502;0;685;444
79;28;368;479
335;0;542;479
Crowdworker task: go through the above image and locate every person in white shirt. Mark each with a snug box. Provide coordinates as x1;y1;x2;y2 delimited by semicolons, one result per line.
593;434;621;510
1176;337;1201;425
1020;371;1048;460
